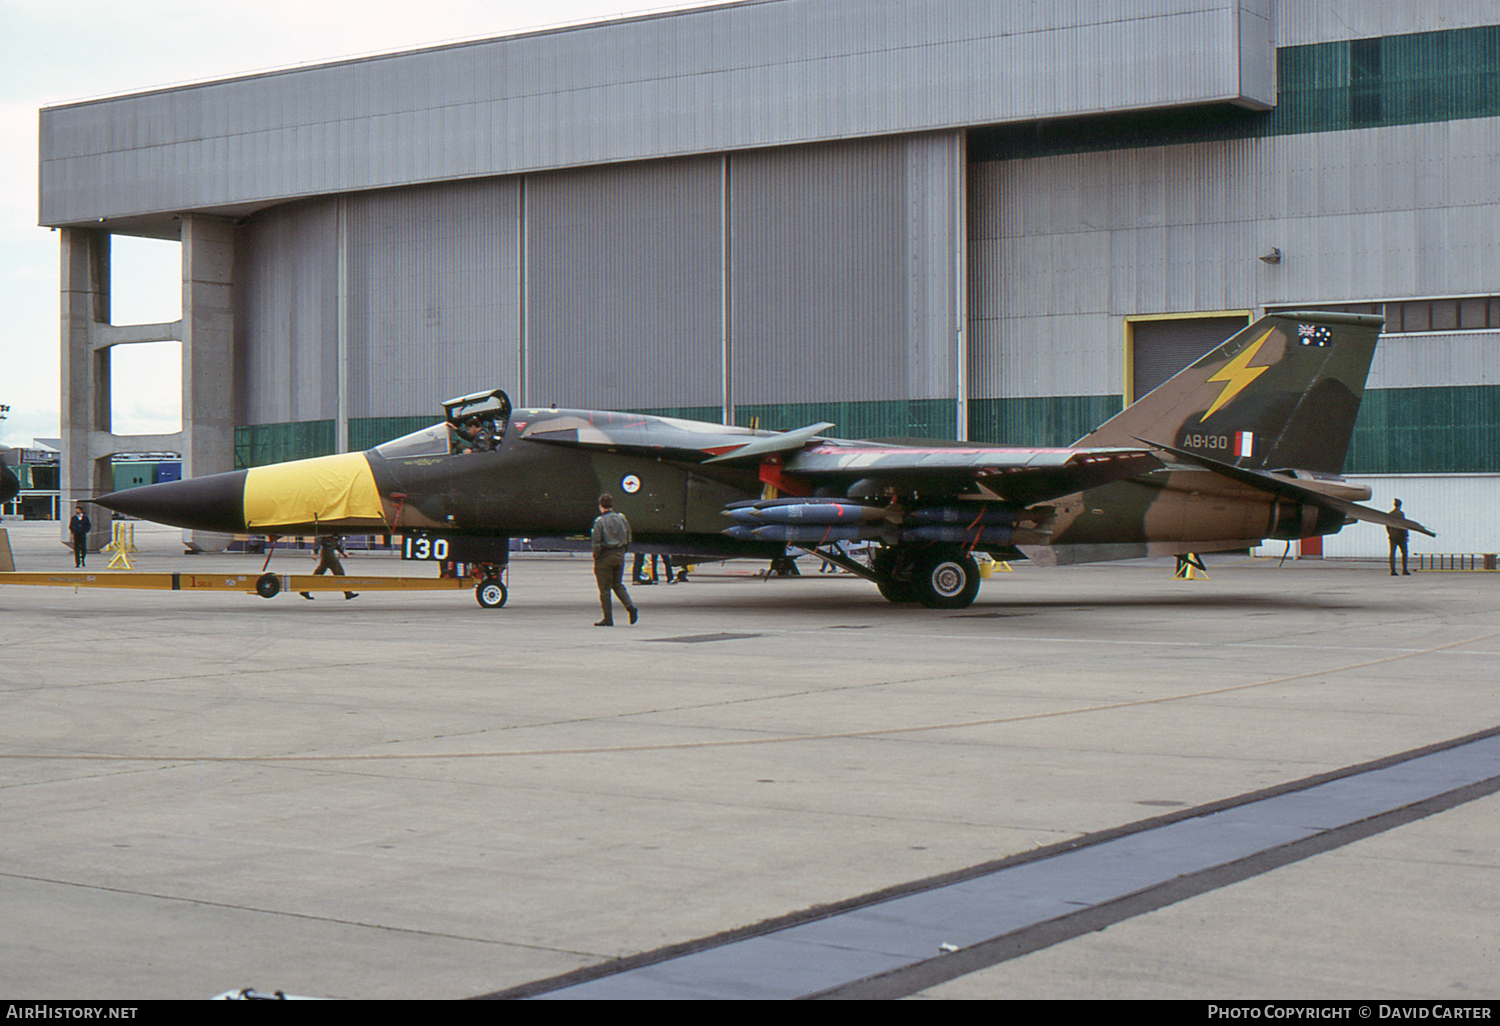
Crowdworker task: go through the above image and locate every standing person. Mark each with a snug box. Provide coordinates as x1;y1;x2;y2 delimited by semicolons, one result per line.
1387;499;1411;576
68;505;91;567
302;535;358;599
591;494;638;626
632;551;672;585
632;550;655;585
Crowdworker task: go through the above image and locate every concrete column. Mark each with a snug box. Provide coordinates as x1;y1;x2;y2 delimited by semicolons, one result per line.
59;228;115;553
60;228;191;553
180;214;236;551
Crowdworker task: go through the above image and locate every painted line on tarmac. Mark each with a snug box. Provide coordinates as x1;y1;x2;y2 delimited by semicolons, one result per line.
479;727;1500;1000
7;629;1498;763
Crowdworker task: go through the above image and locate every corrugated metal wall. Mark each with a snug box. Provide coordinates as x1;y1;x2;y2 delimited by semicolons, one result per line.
730;135;956;408
345;180;520;418
1369;332;1500;390
235;200;339;426
970;117;1500;404
234;132;963;444
525;157;723;413
236;178;520;433
1275;0;1500;46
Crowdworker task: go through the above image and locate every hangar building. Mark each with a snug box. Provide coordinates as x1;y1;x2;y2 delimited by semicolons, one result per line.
39;0;1500;557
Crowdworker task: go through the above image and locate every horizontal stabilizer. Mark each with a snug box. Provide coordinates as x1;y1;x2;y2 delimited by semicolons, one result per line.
1138;438;1436;538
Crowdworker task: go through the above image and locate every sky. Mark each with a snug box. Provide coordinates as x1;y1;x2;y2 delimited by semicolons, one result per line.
0;0;732;450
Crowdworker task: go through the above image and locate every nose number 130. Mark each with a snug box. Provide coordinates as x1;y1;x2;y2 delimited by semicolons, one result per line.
402;536;450;561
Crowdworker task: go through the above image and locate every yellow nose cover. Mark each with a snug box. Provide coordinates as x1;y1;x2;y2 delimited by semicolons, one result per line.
244;452;384;529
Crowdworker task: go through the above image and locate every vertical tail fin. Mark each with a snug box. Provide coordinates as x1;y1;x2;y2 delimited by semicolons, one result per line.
1075;312;1383;475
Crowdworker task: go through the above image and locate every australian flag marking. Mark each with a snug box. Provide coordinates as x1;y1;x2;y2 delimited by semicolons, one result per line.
1298;323;1333;346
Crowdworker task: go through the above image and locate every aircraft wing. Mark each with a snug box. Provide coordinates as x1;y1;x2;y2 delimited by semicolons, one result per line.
781;443;1163;506
515;411;782;460
516;411;1161;505
1139;438;1436;537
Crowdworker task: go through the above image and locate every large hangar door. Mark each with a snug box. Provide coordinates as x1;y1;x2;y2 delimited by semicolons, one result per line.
1128;314;1249;403
730;134;963;439
525;157;724;417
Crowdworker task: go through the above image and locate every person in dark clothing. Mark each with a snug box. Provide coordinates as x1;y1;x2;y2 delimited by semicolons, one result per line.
1387;499;1411;576
302;535;358;599
69;506;91;567
591;494;638;626
633;551;675;584
632;550;655;585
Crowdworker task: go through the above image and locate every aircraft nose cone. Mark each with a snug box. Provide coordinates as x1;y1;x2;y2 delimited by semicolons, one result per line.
94;470;249;533
242;452;383;530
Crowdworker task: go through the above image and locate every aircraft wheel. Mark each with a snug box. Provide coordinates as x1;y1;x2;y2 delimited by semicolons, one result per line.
911;551;981;609
255;573;281;599
476;577;508;609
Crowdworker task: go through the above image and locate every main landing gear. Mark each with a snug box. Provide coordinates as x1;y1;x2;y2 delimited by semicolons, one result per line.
876;545;982;609
809;543;984;609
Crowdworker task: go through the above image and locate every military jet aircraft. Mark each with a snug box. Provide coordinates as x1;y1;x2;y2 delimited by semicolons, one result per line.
93;311;1431;609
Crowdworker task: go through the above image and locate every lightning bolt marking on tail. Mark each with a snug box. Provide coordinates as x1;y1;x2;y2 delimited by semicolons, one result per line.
1201;328;1276;422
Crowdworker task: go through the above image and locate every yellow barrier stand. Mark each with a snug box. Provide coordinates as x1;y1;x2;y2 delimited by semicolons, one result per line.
105;522;135;570
1174;553;1209;580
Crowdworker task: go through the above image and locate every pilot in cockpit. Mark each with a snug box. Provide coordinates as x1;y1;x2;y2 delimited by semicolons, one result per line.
441;390;512;455
447;419;480;454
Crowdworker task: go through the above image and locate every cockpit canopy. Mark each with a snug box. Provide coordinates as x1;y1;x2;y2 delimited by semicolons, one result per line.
371;389;513;459
372;424;451;459
443;389;511;426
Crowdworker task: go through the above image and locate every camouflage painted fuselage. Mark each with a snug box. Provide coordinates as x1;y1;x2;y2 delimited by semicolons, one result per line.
1028;466;1367;565
368;414;766;548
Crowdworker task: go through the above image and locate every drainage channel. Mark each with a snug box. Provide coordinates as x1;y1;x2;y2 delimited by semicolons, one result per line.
481;728;1500;1001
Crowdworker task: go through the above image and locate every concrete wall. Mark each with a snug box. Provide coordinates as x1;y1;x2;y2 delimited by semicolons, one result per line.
38;0;1273;231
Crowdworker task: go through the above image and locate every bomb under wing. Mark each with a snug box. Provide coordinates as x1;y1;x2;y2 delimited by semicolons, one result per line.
93;312;1431;609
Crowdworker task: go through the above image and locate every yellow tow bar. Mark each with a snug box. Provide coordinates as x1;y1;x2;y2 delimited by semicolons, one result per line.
0;571;472;597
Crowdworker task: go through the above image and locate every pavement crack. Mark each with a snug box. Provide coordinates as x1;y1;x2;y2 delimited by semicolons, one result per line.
0;869;605;959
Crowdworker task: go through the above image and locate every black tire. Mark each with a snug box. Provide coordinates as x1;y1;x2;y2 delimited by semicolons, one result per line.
911;551;981;609
877;578;917;604
255;573;281;599
476;577;508;609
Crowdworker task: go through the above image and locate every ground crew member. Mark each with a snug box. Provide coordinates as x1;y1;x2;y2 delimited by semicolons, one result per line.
302;535;358;599
69;505;91;567
1387;499;1411;576
591;494;638;626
